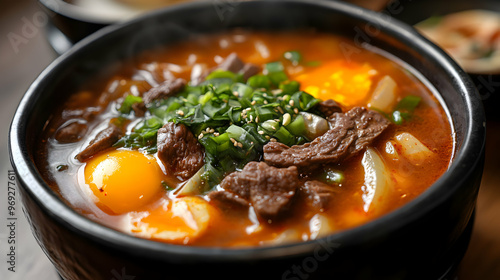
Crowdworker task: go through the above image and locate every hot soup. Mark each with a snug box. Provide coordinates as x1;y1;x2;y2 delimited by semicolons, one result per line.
35;30;454;247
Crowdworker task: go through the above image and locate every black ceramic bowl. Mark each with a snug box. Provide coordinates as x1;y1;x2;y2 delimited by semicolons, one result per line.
388;0;500;119
9;1;486;280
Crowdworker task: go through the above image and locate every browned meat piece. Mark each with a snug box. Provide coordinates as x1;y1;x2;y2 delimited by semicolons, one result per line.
217;52;245;73
75;124;123;162
157;122;204;180
131;102;147;117
240;63;261;81
193;53;261;85
143;78;186;104
208;191;249;211
318;99;342;117
55;121;88;143
301;180;337;210
217;161;300;220
264;107;390;169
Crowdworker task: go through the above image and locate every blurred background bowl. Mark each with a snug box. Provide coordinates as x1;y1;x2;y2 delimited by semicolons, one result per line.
38;0;201;53
387;0;500;119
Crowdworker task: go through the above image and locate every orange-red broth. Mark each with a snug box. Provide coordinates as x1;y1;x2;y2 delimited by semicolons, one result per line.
36;31;454;247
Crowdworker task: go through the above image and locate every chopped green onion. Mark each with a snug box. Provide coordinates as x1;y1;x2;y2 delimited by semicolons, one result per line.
161;181;176;191
392;110;404;125
231;83;253;99
273;126;294;146
205;70;240;82
265;61;288;85
286;115;306;136
318;169;345;184
247;75;271;89
265;61;284;73
395;95;421;112
118;95;143;114
268;71;288;86
283;51;302;65
391;95;421;125
261;120;280;132
115;68;330;189
279;80;301;95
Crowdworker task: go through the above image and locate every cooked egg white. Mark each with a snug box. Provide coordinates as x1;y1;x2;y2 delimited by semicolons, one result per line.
84;149;164;215
131;196;215;244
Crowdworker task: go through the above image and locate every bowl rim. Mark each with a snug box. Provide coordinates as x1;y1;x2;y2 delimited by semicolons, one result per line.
10;0;485;261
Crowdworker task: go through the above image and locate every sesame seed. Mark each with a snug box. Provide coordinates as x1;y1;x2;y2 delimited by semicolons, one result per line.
289;100;295;106
258;130;265;135
282;113;291;126
176;110;184;116
251;100;256;105
214;132;220;136
255;116;260;123
230;138;236;143
265;135;270;140
264;100;268;104
270;138;277;142
277;107;284;114
198;133;204;139
233;91;239;97
294;108;299;114
234;141;238;147
306;114;312;121
209;128;215;133
237;142;243;148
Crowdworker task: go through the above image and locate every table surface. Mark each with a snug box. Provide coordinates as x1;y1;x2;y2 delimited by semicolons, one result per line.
0;1;499;280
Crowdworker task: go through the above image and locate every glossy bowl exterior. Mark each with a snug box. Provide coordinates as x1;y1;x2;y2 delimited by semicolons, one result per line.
9;1;485;279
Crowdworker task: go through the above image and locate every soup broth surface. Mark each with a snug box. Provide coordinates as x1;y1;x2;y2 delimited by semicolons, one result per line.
36;30;454;247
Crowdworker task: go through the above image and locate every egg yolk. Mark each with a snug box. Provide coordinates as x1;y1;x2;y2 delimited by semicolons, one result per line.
132;197;215;244
293;60;377;106
85;149;164;215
